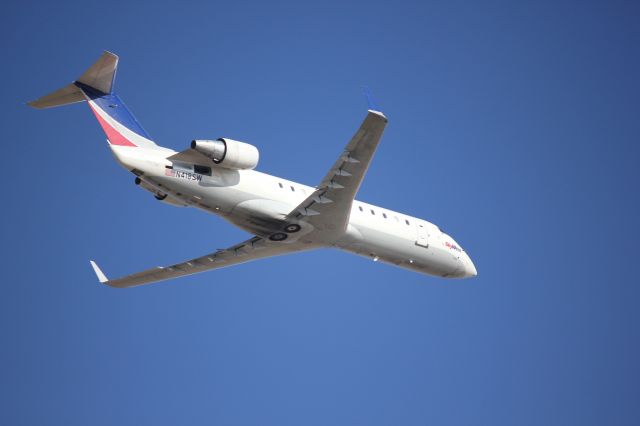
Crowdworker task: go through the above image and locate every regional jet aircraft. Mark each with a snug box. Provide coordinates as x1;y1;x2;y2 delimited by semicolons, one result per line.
29;52;477;287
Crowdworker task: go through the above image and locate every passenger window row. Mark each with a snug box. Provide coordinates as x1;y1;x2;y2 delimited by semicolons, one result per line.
357;204;411;226
277;182;306;195
275;183;411;225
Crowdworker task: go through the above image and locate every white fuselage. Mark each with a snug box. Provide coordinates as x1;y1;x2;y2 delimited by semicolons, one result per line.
113;145;477;279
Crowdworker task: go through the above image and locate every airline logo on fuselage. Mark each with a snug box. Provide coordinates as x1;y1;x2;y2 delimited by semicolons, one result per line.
444;241;462;252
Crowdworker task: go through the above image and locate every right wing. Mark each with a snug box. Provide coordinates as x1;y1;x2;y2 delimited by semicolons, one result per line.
90;236;314;288
287;110;388;239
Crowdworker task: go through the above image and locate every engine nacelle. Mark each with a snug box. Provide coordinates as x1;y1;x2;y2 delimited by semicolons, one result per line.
135;177;187;207
191;138;259;170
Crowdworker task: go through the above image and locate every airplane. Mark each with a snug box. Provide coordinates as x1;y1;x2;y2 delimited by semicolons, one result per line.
29;51;477;288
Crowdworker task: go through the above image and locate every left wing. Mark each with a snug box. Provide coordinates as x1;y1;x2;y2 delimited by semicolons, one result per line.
90;236;315;288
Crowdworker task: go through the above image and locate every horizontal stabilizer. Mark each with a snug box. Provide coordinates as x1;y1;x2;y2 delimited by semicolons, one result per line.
28;51;119;109
28;84;85;109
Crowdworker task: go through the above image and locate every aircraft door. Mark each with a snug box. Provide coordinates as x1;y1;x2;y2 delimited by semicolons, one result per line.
416;223;429;248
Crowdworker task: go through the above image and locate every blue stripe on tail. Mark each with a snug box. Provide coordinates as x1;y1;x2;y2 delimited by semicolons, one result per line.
75;82;152;140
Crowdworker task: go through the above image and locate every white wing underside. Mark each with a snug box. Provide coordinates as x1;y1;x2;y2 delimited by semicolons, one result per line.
91;110;387;287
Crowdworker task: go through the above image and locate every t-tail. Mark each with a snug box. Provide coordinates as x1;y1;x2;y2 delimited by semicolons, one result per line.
28;51;158;149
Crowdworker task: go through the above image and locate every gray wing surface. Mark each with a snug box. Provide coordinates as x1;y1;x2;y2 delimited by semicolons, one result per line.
90;236;313;288
288;110;388;239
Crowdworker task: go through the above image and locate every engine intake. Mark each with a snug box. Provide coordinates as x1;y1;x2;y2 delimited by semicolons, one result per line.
191;138;259;170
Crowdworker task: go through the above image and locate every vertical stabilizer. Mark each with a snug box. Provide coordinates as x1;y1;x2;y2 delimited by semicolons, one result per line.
76;51;118;95
28;51;159;149
28;51;118;109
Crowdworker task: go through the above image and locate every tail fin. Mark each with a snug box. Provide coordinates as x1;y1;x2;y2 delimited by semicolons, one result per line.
28;51;158;148
28;51;118;109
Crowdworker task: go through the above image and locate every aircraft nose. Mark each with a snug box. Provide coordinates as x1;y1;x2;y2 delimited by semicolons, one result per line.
461;252;477;278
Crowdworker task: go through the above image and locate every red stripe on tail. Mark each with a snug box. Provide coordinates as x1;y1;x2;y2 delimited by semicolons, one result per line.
88;103;137;147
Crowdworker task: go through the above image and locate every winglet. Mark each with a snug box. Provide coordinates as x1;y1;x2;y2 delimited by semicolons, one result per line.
362;86;383;114
89;260;109;283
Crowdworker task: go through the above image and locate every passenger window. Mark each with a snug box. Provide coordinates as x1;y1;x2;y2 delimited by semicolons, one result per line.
405;219;410;225
358;206;363;212
278;182;283;188
370;209;375;215
290;186;295;192
382;213;387;219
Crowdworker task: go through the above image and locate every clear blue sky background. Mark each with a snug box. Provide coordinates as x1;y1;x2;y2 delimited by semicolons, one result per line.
2;0;639;424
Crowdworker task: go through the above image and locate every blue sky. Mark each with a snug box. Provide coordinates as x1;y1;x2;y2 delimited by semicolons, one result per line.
2;0;639;424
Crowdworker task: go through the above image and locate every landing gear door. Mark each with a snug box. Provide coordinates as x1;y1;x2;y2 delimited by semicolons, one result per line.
416;223;429;248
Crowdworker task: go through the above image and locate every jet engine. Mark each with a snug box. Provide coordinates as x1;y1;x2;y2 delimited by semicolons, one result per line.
191;138;259;170
135;177;187;207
